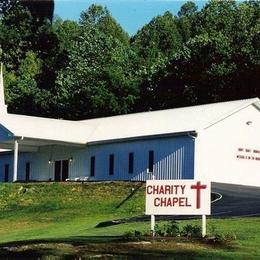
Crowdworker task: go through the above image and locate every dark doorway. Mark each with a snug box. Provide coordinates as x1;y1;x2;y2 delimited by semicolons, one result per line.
4;164;9;182
54;160;69;182
62;160;69;181
25;162;30;181
54;161;61;181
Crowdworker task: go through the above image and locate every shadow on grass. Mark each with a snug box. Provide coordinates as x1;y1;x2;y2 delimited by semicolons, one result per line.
0;236;122;247
115;183;144;209
0;235;235;259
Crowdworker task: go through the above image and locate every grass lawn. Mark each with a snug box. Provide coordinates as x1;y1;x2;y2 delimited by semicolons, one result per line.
0;182;259;259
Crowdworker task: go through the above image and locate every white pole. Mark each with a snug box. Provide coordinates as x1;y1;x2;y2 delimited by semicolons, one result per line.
151;172;155;237
13;140;18;182
202;215;206;237
151;214;155;237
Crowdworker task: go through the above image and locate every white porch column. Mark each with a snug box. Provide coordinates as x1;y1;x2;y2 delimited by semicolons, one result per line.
13;140;19;182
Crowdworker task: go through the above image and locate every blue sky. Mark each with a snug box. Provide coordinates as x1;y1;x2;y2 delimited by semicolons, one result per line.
54;0;207;35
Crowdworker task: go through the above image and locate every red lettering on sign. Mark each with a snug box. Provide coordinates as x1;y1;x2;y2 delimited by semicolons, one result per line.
164;185;170;194
179;197;185;207
152;197;192;207
147;186;153;194
154;198;160;207
190;181;207;209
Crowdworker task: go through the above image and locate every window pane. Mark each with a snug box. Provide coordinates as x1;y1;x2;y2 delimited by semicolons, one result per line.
26;162;30;181
109;154;114;175
129;153;134;173
4;164;9;182
90;156;95;177
148;150;154;173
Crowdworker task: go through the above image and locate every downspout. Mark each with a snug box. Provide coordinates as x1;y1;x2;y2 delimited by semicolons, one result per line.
188;131;198;180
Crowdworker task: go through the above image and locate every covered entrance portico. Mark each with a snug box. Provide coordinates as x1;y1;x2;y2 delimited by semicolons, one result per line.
0;136;84;182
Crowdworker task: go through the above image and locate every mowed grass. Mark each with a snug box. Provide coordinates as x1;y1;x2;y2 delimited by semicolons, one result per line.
0;182;259;259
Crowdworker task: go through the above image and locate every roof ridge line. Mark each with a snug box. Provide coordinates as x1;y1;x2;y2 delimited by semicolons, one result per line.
200;98;259;131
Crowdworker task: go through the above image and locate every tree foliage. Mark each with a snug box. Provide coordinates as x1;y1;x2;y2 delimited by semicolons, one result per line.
56;6;137;119
0;0;54;21
0;1;259;119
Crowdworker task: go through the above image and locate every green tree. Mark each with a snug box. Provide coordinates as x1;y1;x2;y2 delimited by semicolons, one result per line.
55;25;138;119
0;0;54;22
80;4;129;45
178;1;197;17
0;4;35;70
6;51;51;115
177;1;198;43
149;0;260;109
0;4;64;116
20;0;54;22
0;0;18;16
131;11;183;111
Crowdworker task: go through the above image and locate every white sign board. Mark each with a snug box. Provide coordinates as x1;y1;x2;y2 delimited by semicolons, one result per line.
145;180;211;215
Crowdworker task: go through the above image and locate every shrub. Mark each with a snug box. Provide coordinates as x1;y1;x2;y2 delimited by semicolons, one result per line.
154;223;165;236
164;221;180;237
212;232;237;245
134;230;142;238
123;231;135;240
154;221;180;237
123;230;143;240
182;224;201;238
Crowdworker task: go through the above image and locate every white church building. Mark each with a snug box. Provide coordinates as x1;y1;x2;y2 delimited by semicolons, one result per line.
0;66;259;186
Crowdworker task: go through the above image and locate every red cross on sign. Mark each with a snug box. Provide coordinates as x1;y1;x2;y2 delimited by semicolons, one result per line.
190;181;207;209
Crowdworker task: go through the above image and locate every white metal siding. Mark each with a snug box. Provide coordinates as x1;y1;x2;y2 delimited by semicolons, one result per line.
78;136;194;181
0;136;194;182
196;105;260;187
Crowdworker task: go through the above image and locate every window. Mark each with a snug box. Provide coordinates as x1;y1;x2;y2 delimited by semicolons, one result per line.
25;162;30;181
128;153;134;174
90;156;95;177
109;154;114;175
4;164;9;182
148;150;154;173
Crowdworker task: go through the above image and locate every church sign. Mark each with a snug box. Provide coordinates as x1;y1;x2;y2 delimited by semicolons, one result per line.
145;180;211;215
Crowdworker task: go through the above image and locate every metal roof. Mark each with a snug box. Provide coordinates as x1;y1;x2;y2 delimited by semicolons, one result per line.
0;98;259;145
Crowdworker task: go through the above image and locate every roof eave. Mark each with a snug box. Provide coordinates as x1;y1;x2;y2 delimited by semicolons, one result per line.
14;136;86;147
86;130;197;146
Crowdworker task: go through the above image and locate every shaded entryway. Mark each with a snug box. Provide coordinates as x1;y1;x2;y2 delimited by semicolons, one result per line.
54;160;69;182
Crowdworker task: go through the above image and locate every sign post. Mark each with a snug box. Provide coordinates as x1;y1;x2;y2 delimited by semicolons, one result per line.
151;214;155;237
202;215;207;237
145;180;211;237
151;173;155;237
